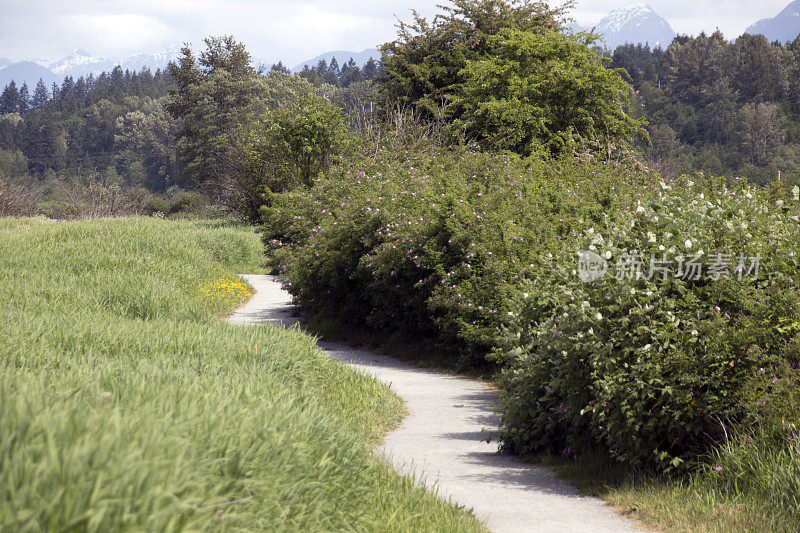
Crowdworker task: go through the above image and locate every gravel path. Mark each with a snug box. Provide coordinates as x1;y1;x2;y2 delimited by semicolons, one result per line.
229;274;642;533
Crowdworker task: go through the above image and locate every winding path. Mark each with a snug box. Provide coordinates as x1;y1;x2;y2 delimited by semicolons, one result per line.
229;274;642;533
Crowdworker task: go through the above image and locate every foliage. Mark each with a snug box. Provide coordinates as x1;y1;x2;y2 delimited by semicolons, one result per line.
453;29;647;156
114;98;181;191
497;178;800;471
261;143;652;367
0;68;175;187
379;0;571;118
610;32;800;182
294;56;381;88
232;94;348;221
0;218;483;532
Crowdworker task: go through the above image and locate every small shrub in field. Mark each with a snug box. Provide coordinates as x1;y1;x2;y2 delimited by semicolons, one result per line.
498;178;800;471
0;178;39;217
261;145;654;366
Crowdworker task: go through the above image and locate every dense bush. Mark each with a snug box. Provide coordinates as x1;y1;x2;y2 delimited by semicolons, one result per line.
261;143;653;366
498;178;800;470
453;29;646;157
232;94;348;221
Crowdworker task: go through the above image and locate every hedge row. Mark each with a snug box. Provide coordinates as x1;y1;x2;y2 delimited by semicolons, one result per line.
261;145;800;471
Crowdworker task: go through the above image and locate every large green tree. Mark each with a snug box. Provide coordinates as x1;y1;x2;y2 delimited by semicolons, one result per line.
167;36;263;185
167;36;312;187
453;29;647;156
379;0;571;118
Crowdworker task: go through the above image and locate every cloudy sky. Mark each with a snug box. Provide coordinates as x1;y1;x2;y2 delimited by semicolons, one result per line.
0;0;792;66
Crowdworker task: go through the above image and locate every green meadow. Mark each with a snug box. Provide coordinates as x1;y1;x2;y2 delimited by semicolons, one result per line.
0;217;483;532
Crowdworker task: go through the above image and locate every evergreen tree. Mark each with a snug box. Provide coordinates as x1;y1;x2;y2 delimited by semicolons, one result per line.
17;83;30;113
0;81;20;114
167;36;271;184
270;61;289;74
362;59;379;80
32;79;49;110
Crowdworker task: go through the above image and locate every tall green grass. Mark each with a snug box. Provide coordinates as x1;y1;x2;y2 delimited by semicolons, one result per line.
538;432;800;532
0;217;484;531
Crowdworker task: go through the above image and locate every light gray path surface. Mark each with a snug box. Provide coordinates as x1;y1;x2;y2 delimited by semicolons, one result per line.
229;274;642;533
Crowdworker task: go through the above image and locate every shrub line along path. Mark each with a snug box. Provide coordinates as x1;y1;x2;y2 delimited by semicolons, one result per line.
228;274;642;533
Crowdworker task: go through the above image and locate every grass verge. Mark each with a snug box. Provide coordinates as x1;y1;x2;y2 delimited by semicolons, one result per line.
0;217;485;532
536;442;800;533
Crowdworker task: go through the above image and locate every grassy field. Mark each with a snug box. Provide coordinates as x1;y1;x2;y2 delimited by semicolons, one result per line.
0;217;484;532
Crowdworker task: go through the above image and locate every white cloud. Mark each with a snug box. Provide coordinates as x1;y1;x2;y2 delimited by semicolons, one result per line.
62;13;171;54
0;0;794;64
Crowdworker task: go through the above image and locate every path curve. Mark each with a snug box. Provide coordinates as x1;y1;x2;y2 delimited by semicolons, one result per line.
229;274;641;533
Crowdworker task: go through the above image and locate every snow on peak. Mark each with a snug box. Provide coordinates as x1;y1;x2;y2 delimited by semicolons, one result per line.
49;50;107;75
597;4;655;34
593;3;676;49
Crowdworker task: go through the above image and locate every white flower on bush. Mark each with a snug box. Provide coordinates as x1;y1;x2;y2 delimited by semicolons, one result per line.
685;239;693;249
595;312;603;321
603;250;612;260
647;232;656;243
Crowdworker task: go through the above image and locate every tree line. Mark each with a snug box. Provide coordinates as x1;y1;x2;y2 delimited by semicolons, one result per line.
0;68;177;191
2;7;799;216
611;31;800;183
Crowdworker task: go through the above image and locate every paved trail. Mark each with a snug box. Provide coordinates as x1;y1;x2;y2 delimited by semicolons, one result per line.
229;274;641;533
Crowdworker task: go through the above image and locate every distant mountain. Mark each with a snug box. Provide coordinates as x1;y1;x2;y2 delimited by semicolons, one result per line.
48;49;108;77
746;0;800;43
116;44;182;74
0;58;12;69
0;46;181;89
593;3;676;50
0;61;59;89
291;48;380;73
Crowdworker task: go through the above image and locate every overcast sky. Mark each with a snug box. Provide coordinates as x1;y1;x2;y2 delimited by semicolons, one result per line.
0;0;792;66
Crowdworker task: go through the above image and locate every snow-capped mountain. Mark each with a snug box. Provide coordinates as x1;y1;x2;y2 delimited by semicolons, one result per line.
746;0;800;43
0;46;182;89
593;3;676;50
291;48;380;73
48;49;109;77
117;44;182;74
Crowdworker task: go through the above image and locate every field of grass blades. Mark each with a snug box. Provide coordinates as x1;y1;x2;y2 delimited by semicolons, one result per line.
0;217;484;532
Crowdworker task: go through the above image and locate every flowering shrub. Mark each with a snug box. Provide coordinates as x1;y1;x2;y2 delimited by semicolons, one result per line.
498;178;800;470
261;145;651;366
